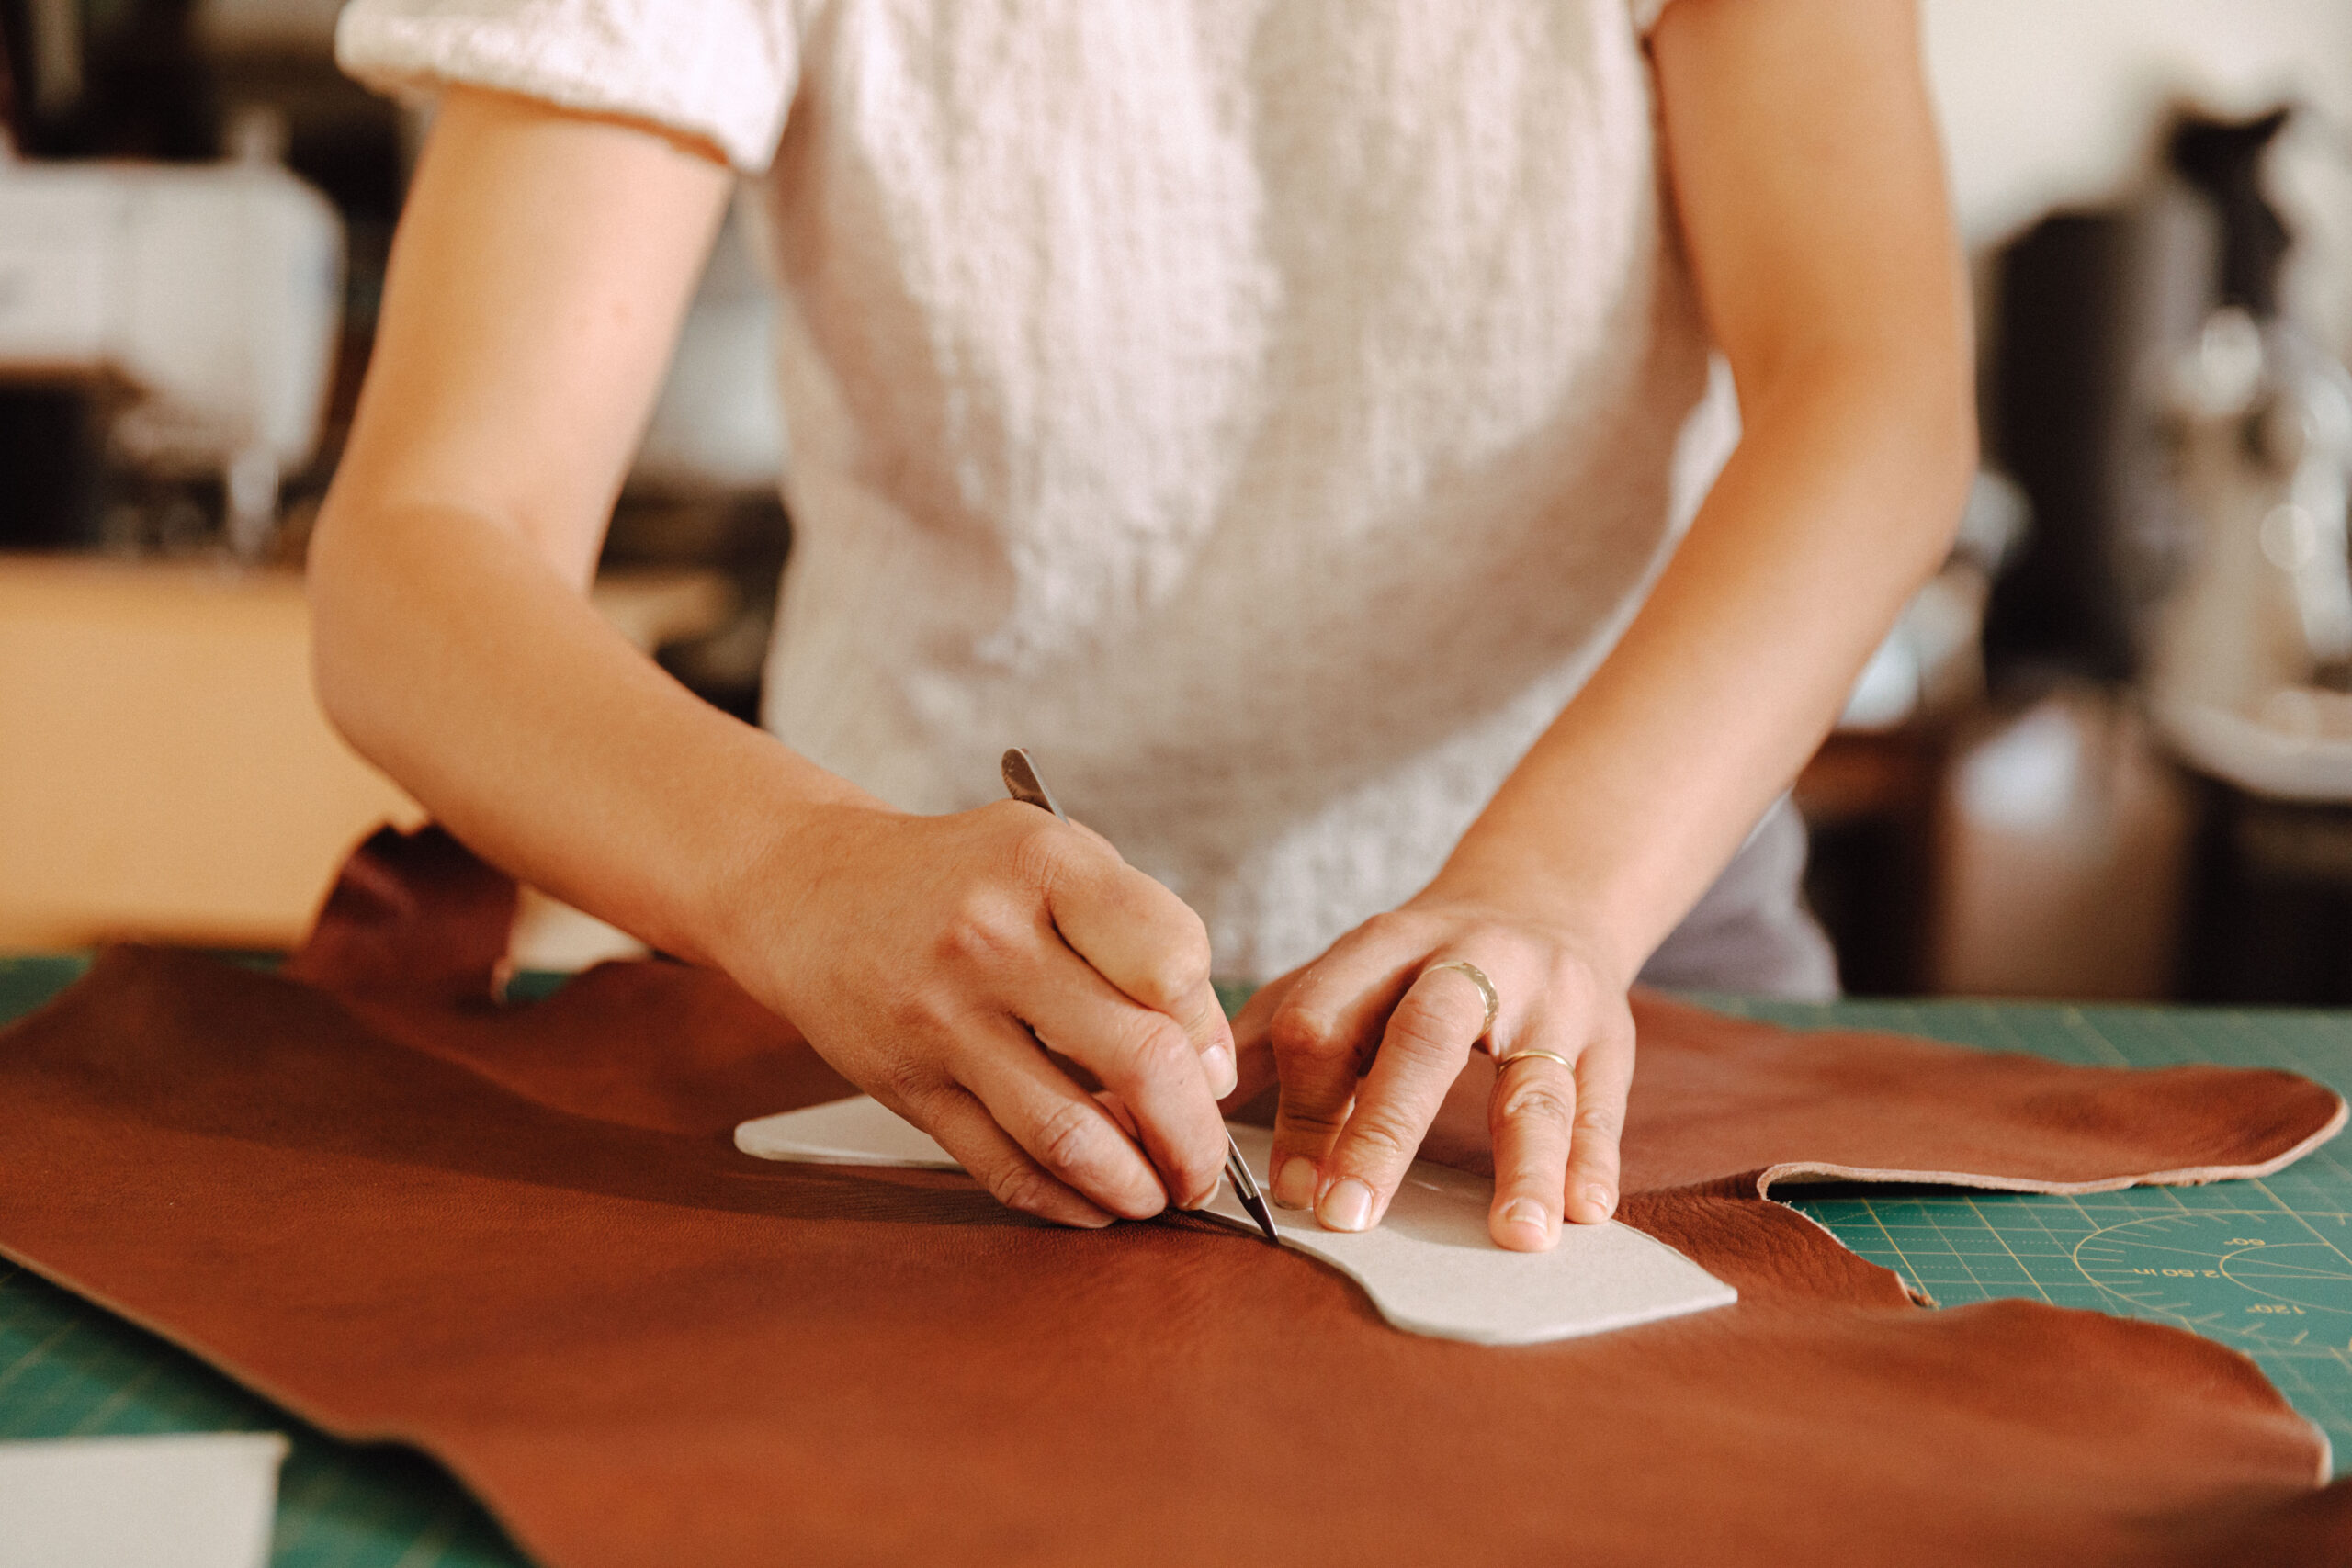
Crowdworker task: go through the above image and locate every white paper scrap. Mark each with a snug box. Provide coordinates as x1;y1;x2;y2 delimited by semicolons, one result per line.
0;1431;288;1568
737;1096;1736;1345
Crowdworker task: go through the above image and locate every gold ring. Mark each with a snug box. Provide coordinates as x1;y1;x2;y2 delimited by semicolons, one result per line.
1494;1048;1574;1073
1425;960;1499;1041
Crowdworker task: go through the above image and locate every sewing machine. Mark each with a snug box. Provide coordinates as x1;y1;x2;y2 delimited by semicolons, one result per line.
0;136;344;556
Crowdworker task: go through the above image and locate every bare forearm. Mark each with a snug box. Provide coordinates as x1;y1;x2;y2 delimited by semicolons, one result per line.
1252;0;1975;1250
302;86;1240;1228
303;86;872;965
308;498;872;966
1445;355;1974;981
1438;0;1975;983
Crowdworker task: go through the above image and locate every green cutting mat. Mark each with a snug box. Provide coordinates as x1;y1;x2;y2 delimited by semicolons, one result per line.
3;959;2349;1568
1713;995;2352;1474
0;957;526;1568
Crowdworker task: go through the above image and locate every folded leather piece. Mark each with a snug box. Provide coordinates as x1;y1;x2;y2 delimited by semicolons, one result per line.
3;828;2349;1566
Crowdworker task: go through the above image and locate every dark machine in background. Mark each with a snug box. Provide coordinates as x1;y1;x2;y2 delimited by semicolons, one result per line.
0;0;781;719
9;8;2348;1000
0;0;401;558
1982;107;2352;1004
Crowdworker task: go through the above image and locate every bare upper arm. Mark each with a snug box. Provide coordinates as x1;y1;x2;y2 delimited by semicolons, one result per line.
326;87;736;587
1651;0;1972;421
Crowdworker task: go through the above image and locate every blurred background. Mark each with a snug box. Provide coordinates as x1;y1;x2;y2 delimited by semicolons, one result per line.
5;0;2352;997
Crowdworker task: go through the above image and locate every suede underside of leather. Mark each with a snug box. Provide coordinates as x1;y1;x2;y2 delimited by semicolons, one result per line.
2;828;2348;1566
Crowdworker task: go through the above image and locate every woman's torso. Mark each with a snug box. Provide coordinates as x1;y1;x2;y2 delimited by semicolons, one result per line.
756;0;1714;979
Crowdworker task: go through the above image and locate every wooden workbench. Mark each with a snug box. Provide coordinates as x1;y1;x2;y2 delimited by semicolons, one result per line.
0;554;728;954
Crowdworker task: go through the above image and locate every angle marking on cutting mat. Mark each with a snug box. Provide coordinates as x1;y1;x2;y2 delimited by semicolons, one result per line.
1734;992;2352;1472
2071;1208;2352;1346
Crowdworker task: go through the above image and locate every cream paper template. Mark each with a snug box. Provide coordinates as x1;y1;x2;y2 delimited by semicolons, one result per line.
736;1097;1736;1345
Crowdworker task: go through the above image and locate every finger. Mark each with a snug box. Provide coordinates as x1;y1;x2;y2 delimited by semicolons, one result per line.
1092;1089;1142;1142
903;1079;1119;1229
1265;926;1421;1209
1564;1023;1634;1225
1029;820;1238;1097
1017;947;1230;1210
1173;975;1240;1100
951;1017;1171;1220
1487;1040;1577;1251
1223;967;1303;1111
1311;962;1490;1234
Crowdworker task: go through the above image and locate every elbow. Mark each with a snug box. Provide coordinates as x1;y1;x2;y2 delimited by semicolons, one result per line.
1919;355;1982;576
1886;276;1982;562
1738;282;1980;571
1920;314;1982;507
1743;331;1980;570
1813;333;1981;579
303;494;390;765
1916;363;1981;559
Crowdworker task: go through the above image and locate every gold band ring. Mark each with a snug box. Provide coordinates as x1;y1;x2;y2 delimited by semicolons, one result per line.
1424;960;1499;1041
1494;1048;1574;1073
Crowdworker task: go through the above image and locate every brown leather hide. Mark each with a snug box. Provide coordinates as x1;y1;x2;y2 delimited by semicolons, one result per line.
1;828;2346;1567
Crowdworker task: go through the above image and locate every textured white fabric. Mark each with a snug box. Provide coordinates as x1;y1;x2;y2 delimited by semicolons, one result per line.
337;0;803;171
1627;0;1678;35
338;0;1738;983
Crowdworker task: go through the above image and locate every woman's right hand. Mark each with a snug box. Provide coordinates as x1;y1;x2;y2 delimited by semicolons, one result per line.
306;86;1231;1229
716;798;1238;1228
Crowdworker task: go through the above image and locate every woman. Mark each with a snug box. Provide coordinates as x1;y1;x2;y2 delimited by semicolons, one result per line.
315;0;1973;1251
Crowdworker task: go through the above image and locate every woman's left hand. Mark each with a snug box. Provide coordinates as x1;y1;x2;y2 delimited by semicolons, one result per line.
1228;882;1636;1252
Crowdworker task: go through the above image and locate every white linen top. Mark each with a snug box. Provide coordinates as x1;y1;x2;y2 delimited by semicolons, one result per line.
338;0;1727;982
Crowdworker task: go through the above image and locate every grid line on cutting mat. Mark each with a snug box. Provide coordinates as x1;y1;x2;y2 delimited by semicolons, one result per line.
1728;995;2352;1477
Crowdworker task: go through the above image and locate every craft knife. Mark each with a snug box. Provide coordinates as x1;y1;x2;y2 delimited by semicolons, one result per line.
1001;747;1282;1245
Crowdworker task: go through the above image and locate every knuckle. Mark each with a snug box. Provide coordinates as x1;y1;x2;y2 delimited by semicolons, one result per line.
1536;955;1598;1008
934;896;1022;969
1269;1007;1343;1065
1574;1096;1627;1141
1029;1096;1109;1178
1136;930;1213;1013
1339;1107;1422;1168
1125;960;1202;1016
1104;1010;1193;1081
987;1161;1065;1218
1383;995;1474;1064
1277;1107;1348;1144
1005;818;1074;892
1496;1079;1576;1134
875;1049;942;1111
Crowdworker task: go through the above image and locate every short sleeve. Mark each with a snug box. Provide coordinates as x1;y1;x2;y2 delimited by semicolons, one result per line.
336;0;800;174
1627;0;1674;35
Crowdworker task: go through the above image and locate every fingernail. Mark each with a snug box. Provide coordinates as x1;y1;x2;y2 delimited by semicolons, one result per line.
1272;1156;1317;1210
1318;1178;1374;1233
1574;1184;1616;1224
1498;1197;1551;1241
1201;1043;1237;1097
